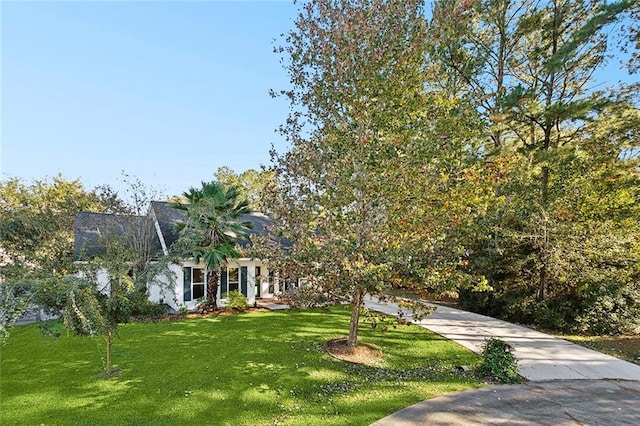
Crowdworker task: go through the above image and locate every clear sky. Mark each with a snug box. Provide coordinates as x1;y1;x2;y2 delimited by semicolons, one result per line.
1;0;298;198
1;1;636;200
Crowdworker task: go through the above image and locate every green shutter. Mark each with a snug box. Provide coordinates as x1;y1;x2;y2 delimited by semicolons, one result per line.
183;267;192;302
220;268;228;296
241;266;248;296
255;267;261;297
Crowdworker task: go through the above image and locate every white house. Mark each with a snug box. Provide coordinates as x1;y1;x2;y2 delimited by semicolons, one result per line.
73;201;288;312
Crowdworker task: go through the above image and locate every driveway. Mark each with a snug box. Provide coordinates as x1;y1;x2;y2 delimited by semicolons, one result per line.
365;298;640;425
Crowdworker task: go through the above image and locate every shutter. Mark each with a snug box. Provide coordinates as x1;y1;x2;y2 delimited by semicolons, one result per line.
241;266;248;296
255;266;261;297
220;267;228;296
183;267;192;302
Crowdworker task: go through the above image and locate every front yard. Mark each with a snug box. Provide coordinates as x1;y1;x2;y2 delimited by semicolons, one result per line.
1;306;483;425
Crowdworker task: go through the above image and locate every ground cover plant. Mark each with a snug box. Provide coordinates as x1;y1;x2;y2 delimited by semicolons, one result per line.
1;306;482;425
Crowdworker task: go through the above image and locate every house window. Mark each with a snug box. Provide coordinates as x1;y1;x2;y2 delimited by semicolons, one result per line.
228;267;239;292
268;270;275;294
192;268;205;300
183;267;206;302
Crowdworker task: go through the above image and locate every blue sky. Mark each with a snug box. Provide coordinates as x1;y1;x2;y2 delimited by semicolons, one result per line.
1;1;636;199
2;0;297;198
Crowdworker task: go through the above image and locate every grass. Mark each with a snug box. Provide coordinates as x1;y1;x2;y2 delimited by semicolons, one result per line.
561;334;640;366
1;306;483;425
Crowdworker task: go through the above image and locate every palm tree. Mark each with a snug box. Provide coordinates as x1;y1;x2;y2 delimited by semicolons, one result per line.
172;181;252;309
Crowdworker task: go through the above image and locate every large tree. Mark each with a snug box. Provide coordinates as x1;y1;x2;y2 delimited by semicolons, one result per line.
172;181;252;310
266;0;481;347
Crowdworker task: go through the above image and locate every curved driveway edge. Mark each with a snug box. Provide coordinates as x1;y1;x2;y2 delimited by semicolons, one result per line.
365;298;640;381
372;379;640;425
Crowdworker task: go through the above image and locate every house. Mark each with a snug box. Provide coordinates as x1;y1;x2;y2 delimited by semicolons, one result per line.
73;201;286;311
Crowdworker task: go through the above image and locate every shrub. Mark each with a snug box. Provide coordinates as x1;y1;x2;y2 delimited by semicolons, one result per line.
476;338;520;383
278;287;332;309
177;306;189;316
129;296;167;321
223;291;247;311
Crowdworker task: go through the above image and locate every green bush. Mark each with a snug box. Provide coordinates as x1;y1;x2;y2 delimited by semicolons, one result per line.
280;287;331;309
477;338;520;383
128;293;167;321
222;290;247;311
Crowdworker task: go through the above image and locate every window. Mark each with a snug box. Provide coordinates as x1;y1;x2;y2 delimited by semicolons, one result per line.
228;267;239;292
183;267;206;302
192;268;205;300
268;270;275;294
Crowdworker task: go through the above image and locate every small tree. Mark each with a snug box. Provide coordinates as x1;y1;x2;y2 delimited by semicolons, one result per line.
60;175;175;375
172;181;252;310
63;235;175;375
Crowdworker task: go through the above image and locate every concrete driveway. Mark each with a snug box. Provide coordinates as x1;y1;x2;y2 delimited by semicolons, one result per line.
365;298;640;425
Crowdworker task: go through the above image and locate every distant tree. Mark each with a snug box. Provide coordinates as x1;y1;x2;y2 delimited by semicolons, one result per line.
172;181;252;310
0;175;108;336
0;175;104;277
215;167;274;212
0;173;168;343
428;0;640;332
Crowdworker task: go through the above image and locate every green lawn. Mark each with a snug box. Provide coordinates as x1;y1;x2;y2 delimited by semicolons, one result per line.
1;306;483;425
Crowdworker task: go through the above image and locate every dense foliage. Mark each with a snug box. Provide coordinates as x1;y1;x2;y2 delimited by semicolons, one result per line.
428;0;640;333
268;0;639;335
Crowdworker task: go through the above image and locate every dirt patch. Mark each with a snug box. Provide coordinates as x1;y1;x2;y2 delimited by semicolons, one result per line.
325;337;382;365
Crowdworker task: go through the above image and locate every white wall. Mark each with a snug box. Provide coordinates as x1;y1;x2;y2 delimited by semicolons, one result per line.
145;259;282;312
147;263;182;311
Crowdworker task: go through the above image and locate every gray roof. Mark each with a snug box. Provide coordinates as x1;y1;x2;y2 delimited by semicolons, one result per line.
74;202;286;260
73;212;163;260
149;201;285;250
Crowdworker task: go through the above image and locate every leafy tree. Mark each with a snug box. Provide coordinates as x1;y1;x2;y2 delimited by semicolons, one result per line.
0;175;104;276
0;279;37;342
172;181;252;310
267;0;468;347
0;175;109;335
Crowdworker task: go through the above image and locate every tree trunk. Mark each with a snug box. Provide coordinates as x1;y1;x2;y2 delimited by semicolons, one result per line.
538;166;550;301
347;289;364;347
537;257;548;301
207;269;219;309
106;328;113;374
